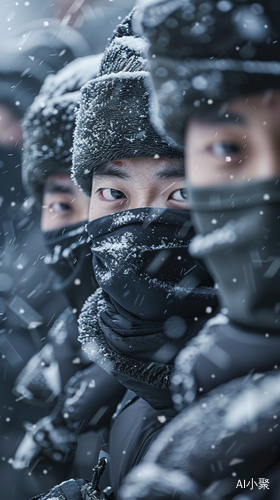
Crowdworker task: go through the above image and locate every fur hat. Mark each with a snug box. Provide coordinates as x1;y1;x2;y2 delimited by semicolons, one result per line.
22;54;103;202
138;0;280;148
72;8;183;197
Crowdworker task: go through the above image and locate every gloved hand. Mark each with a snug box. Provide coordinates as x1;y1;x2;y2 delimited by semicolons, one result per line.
29;454;114;500
13;402;77;470
13;343;61;406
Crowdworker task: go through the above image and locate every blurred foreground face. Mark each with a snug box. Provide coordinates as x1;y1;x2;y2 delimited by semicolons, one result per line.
41;174;89;230
89;157;187;220
185;91;280;187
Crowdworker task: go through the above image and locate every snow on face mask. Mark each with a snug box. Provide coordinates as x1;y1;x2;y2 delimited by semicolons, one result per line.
44;222;87;276
87;207;216;321
189;178;280;332
43;221;97;312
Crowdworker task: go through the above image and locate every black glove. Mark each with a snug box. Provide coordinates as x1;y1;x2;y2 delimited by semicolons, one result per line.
13;399;77;470
30;455;114;500
13;343;61;406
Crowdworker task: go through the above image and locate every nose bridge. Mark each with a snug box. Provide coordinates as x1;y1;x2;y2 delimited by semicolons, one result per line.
264;134;280;177
255;125;280;179
129;185;156;209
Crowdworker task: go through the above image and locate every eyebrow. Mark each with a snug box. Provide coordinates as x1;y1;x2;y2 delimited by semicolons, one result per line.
43;183;76;195
93;161;185;180
93;163;130;179
155;163;185;179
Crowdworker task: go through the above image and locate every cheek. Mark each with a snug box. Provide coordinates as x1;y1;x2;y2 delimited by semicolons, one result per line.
40;207;49;232
185;125;224;187
40;195;54;231
88;196;96;221
76;196;89;220
40;206;61;231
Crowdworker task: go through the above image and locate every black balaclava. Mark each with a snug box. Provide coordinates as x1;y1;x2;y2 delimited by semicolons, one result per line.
189;178;280;333
43;222;97;313
87;208;215;321
79;208;218;408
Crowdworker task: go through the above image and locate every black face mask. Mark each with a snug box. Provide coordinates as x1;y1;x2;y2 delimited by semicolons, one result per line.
87;207;217;322
189;178;280;333
43;221;97;313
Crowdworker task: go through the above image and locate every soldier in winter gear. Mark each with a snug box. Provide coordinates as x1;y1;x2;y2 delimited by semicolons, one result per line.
32;7;218;500
73;8;217;499
0;26;94;500
15;55;126;485
119;1;280;499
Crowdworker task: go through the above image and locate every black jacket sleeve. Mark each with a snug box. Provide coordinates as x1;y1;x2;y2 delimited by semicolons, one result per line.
63;363;126;432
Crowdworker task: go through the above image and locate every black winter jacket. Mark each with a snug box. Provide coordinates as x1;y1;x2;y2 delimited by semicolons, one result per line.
31;280;214;500
108;390;176;495
120;314;280;500
13;306;126;485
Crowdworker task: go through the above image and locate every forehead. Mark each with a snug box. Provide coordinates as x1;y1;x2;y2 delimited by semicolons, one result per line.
43;174;77;196
189;90;280;126
44;174;72;187
93;157;184;179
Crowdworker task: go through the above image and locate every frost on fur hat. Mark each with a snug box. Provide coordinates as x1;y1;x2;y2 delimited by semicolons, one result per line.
139;0;280;148
72;8;183;196
22;54;103;201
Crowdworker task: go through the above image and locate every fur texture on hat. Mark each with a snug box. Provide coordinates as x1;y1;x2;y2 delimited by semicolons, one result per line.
22;54;103;202
138;0;280;148
72;8;183;196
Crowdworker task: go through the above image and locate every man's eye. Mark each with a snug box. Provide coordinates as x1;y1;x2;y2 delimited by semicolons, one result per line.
51;202;71;212
100;188;125;200
211;142;240;157
170;188;188;201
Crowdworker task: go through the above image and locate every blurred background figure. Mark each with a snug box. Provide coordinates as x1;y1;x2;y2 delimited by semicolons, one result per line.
0;26;79;500
12;54;125;492
0;2;135;499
